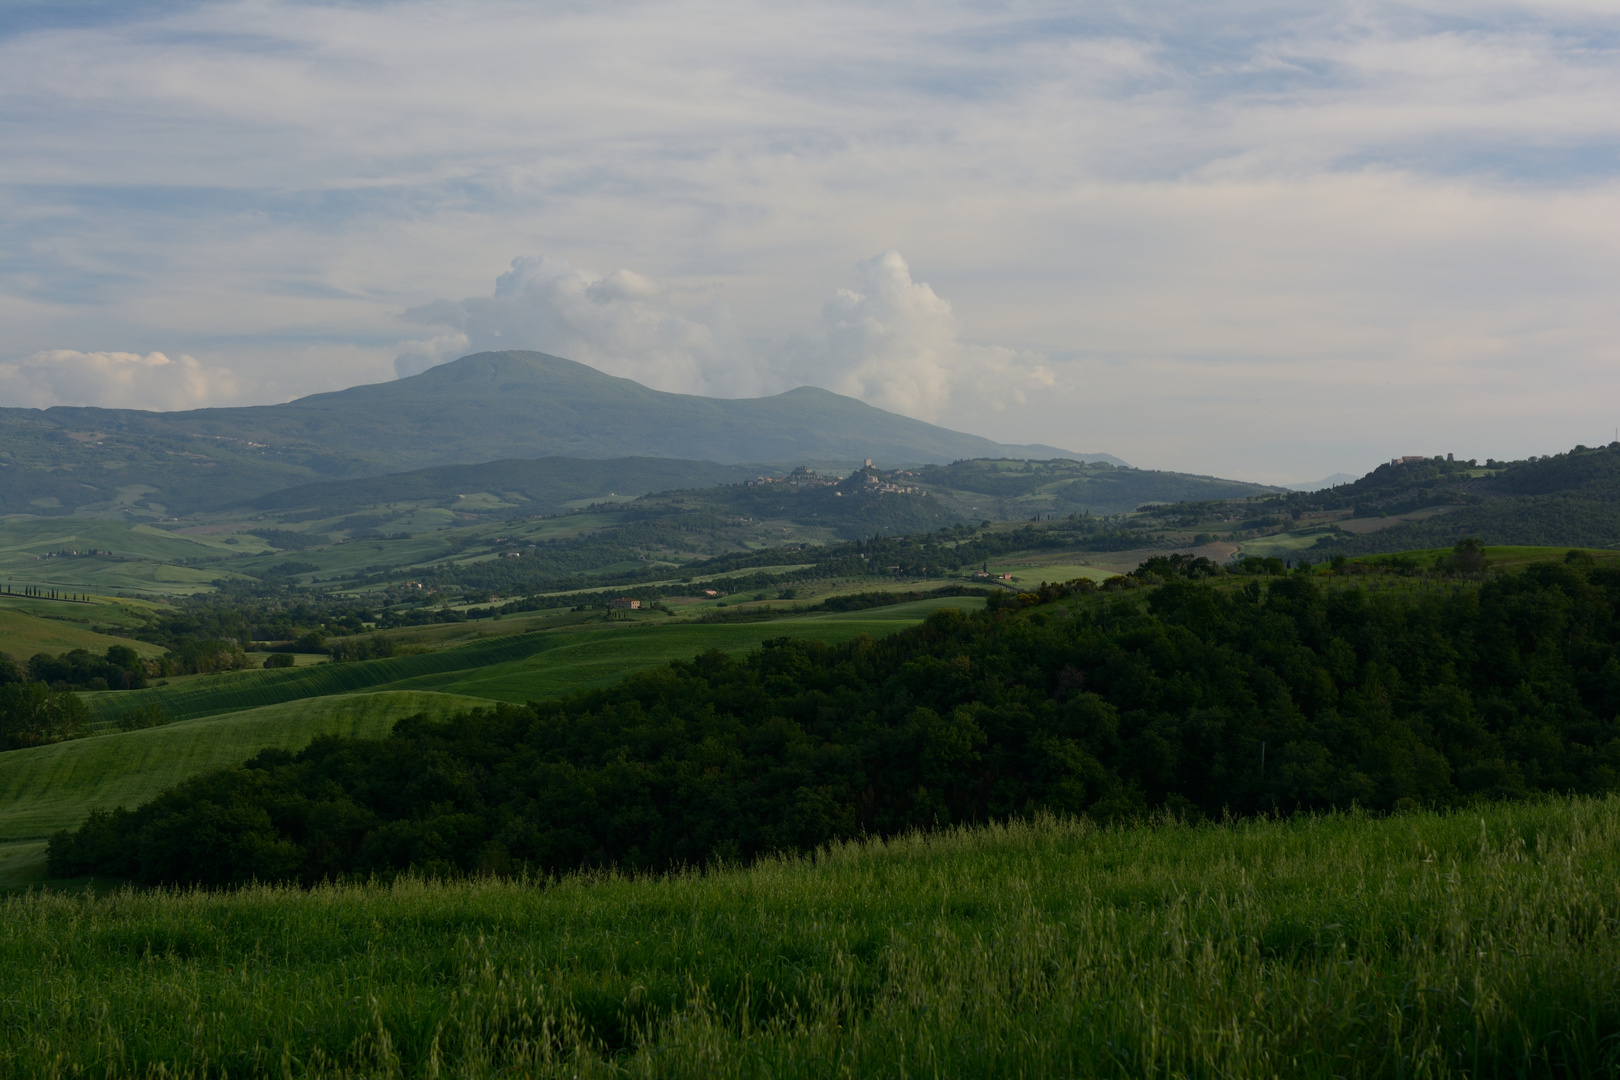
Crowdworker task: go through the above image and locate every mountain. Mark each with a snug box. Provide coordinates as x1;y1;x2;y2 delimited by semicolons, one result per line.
244;456;767;518
1285;473;1358;492
0;352;1119;517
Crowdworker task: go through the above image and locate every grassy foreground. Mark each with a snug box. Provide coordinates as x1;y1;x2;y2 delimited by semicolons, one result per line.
8;798;1620;1078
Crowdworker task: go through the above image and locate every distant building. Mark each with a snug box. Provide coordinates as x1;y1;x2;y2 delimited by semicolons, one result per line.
999;573;1014;581
610;598;641;610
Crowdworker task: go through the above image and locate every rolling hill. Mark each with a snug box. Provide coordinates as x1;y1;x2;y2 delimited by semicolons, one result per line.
1152;443;1620;557
0;352;1118;517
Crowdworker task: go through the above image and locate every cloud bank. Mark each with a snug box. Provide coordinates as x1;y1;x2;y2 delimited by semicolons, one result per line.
0;350;238;411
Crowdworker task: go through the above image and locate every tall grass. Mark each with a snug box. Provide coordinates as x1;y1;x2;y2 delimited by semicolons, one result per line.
6;797;1620;1077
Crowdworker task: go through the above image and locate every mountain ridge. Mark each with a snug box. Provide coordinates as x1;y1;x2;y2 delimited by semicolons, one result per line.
0;351;1120;517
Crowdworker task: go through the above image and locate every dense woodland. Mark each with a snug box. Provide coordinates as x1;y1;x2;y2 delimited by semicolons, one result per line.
51;550;1620;885
0;653;92;750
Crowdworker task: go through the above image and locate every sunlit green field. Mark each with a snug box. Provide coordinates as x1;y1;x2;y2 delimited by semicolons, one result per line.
387;596;983;701
79;596;983;726
984;557;1117;584
0;605;160;661
0;520;259;595
7;798;1619;1078
0;690;490;870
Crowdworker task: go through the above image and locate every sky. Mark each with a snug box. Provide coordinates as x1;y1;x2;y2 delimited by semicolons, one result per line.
1;0;1617;484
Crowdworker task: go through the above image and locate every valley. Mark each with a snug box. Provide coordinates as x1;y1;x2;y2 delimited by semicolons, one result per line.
4;356;1620;1077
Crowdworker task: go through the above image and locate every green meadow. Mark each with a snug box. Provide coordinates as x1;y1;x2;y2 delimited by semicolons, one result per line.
0;605;160;661
0;690;487;866
6;798;1619;1077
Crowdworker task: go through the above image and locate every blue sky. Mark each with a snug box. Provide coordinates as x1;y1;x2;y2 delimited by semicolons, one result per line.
2;0;1617;482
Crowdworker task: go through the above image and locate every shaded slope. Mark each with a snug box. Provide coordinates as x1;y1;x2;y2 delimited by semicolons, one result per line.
245;456;765;515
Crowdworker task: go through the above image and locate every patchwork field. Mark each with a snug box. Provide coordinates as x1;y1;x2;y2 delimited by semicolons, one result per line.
78;596;981;727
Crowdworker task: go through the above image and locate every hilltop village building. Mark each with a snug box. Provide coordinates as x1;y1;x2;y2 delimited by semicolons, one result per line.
745;460;929;496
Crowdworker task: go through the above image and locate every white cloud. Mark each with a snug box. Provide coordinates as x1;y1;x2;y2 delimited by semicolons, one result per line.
398;255;754;396
400;251;1057;421
0;350;239;410
783;252;1055;422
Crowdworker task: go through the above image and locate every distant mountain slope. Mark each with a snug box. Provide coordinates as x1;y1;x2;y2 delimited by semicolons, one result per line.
186;351;1107;467
0;351;1118;517
246;457;765;517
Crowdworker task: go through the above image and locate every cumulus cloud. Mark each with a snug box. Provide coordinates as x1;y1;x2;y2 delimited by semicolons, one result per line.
785;251;1055;422
398;251;1056;421
397;256;754;396
0;350;239;410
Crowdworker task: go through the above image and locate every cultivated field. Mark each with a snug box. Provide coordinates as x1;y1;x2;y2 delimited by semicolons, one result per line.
0;604;160;661
0;690;489;886
6;798;1618;1077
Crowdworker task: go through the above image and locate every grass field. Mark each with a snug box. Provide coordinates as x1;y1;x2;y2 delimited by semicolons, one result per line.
0;691;492;888
382;595;983;701
6;797;1619;1077
1233;529;1339;558
0;605;161;661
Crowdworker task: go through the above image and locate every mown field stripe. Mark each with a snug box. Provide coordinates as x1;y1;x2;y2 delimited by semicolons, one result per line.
79;631;572;725
0;690;494;846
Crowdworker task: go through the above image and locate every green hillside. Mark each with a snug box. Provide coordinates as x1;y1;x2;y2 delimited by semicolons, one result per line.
244;455;764;518
0;605;161;662
916;457;1276;515
78;632;568;725
0;691;488;846
1317;498;1620;555
378;596;983;701
0;595;982;888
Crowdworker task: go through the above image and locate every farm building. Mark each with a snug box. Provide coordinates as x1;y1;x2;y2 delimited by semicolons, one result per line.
610;598;641;610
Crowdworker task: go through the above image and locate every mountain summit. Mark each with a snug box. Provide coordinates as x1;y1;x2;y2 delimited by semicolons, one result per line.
1;351;1119;516
196;351;1110;468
